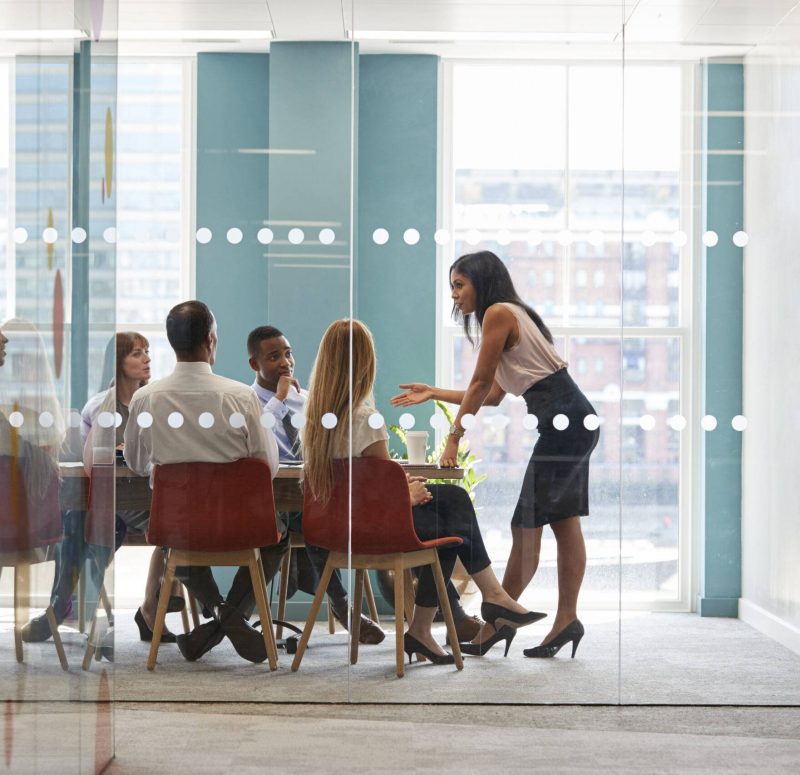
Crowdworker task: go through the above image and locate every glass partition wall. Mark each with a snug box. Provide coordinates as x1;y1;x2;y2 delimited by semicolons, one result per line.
1;0;118;770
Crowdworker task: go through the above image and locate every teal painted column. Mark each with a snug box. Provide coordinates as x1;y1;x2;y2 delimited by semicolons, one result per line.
357;55;439;440
699;61;744;617
196;53;269;383
266;42;355;386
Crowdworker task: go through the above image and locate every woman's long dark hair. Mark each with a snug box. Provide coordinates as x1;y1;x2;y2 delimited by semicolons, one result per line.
450;251;553;345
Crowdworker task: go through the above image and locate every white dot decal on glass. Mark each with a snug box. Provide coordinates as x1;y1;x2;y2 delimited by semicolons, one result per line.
229;412;246;429
137;411;153;429
257;227;274;245
196;227;212;244
97;411;115;429
226;228;243;244
465;229;481;246
321;412;338;429
588;230;604;247
732;231;749;248
71;227;87;244
290;413;306;430
553;414;569;431
372;228;389;245
260;412;276;429
732;415;748;431
288;228;304;245
523;414;539;431
319;228;335;245
198;412;215;429
702;230;718;247
526;230;543;246
556;230;573;246
639;414;656;431
368;412;385;429
492;414;509;429
496;229;512;246
399;413;415;430
68;410;82;428
668;415;687;431
461;413;476;430
114;412;123;428
434;228;450;246
671;230;688;248
39;411;54;428
429;413;448;431
13;227;28;244
403;228;420;245
43;227;58;244
701;414;718;431
103;227;117;244
583;414;600;431
9;411;23;428
168;412;184;429
641;231;657;247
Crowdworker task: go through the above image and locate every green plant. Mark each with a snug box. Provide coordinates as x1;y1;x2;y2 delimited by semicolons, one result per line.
389;400;486;502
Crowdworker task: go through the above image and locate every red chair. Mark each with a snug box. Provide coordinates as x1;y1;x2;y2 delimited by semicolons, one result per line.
0;454;68;670
145;459;281;671
290;458;464;678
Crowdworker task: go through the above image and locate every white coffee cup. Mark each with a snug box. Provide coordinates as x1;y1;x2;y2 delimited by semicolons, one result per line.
405;431;429;465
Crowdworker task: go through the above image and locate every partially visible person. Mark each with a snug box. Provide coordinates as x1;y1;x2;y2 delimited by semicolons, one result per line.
392;251;599;658
124;301;282;664
248;325;386;644
303;319;544;665
22;332;180;648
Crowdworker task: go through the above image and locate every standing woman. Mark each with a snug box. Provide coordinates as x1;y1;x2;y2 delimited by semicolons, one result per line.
392;251;599;658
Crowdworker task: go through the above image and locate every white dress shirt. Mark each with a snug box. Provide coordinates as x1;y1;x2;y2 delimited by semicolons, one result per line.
124;362;278;484
251;380;307;462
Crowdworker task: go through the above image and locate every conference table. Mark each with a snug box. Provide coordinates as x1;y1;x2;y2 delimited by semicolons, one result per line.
58;461;463;513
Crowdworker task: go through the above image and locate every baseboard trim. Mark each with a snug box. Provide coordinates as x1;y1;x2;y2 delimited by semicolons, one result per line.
739;597;800;656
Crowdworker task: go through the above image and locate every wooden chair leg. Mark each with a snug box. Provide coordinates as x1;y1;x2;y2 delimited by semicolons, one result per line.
187;589;200;628
431;554;463;671
179;603;190;635
364;572;380;624
394;558;405;678
78;567;86;633
252;550;278;671
327;598;335;633
99;584;113;627
82;601;100;670
276;548;291;640
13;565;26;663
350;569;365;665
147;554;176;671
291;559;335;672
46;605;68;671
403;568;415;625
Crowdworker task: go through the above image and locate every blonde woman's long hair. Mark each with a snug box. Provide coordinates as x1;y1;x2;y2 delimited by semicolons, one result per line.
302;319;377;505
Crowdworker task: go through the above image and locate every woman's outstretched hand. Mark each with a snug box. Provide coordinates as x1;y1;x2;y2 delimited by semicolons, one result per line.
439;435;460;468
390;383;434;407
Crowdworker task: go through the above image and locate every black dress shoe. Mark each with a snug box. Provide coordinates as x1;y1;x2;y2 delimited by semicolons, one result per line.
135;608;177;644
177;620;224;662
21;613;55;643
218;603;268;663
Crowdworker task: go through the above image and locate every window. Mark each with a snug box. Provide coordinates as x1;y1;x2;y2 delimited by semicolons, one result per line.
443;62;691;608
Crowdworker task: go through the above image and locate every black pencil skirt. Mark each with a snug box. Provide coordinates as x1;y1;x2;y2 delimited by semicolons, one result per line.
510;368;600;529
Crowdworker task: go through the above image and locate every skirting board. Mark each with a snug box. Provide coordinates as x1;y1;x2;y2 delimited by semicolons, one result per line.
739;597;800;656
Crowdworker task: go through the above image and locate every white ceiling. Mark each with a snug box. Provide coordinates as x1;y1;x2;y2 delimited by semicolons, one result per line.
1;1;799;59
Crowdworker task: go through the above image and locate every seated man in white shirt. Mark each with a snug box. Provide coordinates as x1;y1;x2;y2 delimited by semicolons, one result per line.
248;325;385;644
125;301;285;664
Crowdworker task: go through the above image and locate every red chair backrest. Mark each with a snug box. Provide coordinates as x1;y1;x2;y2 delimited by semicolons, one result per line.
303;458;429;555
85;464;115;548
0;454;61;552
147;459;280;552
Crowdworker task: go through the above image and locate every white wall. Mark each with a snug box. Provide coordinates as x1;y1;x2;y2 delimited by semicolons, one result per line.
740;54;800;653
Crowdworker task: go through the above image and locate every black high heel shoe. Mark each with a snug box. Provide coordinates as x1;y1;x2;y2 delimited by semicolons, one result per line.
523;619;584;659
459;625;517;657
481;602;547;630
135;607;177;644
403;633;455;665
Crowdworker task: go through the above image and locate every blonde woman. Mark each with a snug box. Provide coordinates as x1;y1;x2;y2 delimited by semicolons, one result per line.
303;319;544;663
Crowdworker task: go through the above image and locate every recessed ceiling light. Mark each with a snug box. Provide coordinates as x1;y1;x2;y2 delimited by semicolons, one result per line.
350;30;616;43
0;30;86;40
